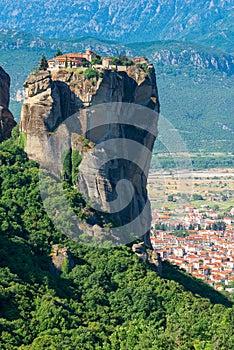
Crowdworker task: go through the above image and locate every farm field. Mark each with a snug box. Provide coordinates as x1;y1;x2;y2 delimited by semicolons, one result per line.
148;168;234;212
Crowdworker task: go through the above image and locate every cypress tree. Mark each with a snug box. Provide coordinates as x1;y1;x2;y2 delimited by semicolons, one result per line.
39;54;48;70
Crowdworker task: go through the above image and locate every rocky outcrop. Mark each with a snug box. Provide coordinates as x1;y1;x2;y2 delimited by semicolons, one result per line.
20;58;159;246
20;63;159;160
148;250;162;276
0;67;16;142
150;47;234;75
132;242;148;261
132;243;163;275
50;244;74;275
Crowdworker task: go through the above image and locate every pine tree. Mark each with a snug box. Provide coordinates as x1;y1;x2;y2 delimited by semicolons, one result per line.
39;54;48;71
55;49;63;56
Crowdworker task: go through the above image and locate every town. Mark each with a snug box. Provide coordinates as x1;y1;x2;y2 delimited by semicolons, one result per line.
149;169;234;297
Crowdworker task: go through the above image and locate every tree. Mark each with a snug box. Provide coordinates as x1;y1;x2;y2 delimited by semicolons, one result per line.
82;61;90;67
167;194;174;202
84;68;97;79
189;223;194;230
192;193;203;200
91;57;102;65
39;54;48;71
110;56;120;65
61;148;72;182
55;49;63;56
118;54;132;66
71;150;82;184
62;257;70;274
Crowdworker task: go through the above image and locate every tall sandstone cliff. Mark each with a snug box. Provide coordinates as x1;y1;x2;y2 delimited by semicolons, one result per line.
0;67;16;142
20;58;159;246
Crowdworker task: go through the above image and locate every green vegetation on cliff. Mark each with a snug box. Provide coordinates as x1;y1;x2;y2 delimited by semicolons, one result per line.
0;132;234;349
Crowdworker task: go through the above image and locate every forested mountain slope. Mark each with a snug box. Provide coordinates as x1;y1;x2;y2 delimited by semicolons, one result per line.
0;134;233;349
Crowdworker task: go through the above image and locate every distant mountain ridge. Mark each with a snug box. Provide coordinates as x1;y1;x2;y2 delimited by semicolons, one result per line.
0;0;233;53
1;29;234;86
129;41;234;75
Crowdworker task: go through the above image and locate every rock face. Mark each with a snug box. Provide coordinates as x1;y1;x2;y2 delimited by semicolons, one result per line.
148;250;162;276
20;58;159;246
132;242;148;261
0;67;16;142
50;244;74;275
20;61;159;161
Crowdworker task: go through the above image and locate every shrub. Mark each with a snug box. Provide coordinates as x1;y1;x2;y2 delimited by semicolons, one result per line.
18;132;27;149
61;148;72;182
91;57;102;65
118;54;132;66
71;150;82;184
84;68;98;80
74;68;84;75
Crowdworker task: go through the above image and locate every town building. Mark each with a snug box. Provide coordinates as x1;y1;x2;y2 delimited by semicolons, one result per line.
151;204;234;294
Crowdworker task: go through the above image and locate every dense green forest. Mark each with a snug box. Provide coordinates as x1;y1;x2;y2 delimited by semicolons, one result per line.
0;130;234;349
151;152;234;171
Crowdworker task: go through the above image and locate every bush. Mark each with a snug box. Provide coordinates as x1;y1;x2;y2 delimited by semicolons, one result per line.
192;193;204;200
71;150;82;184
84;68;98;80
18;132;27;149
118;54;132;66
91;57;102;65
82;61;91;67
61;148;72;182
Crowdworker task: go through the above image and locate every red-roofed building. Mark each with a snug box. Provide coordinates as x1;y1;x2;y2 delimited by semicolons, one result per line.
48;49;97;69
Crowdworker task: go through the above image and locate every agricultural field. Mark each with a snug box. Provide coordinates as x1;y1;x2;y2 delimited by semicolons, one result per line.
148;168;234;213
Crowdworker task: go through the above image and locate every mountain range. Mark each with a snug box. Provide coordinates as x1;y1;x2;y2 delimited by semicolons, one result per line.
0;0;233;53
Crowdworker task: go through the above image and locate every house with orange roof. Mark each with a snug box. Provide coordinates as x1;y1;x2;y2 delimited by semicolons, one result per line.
193;261;203;270
226;261;234;269
173;247;185;257
102;57;114;68
199;265;211;275
48;49;97;69
192;273;206;281
150;237;165;249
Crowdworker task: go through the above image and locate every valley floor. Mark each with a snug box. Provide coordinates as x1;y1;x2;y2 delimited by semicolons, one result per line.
149;168;234;298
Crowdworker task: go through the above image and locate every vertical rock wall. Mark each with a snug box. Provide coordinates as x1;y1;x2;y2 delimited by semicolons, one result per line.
0;67;16;142
20;58;159;246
